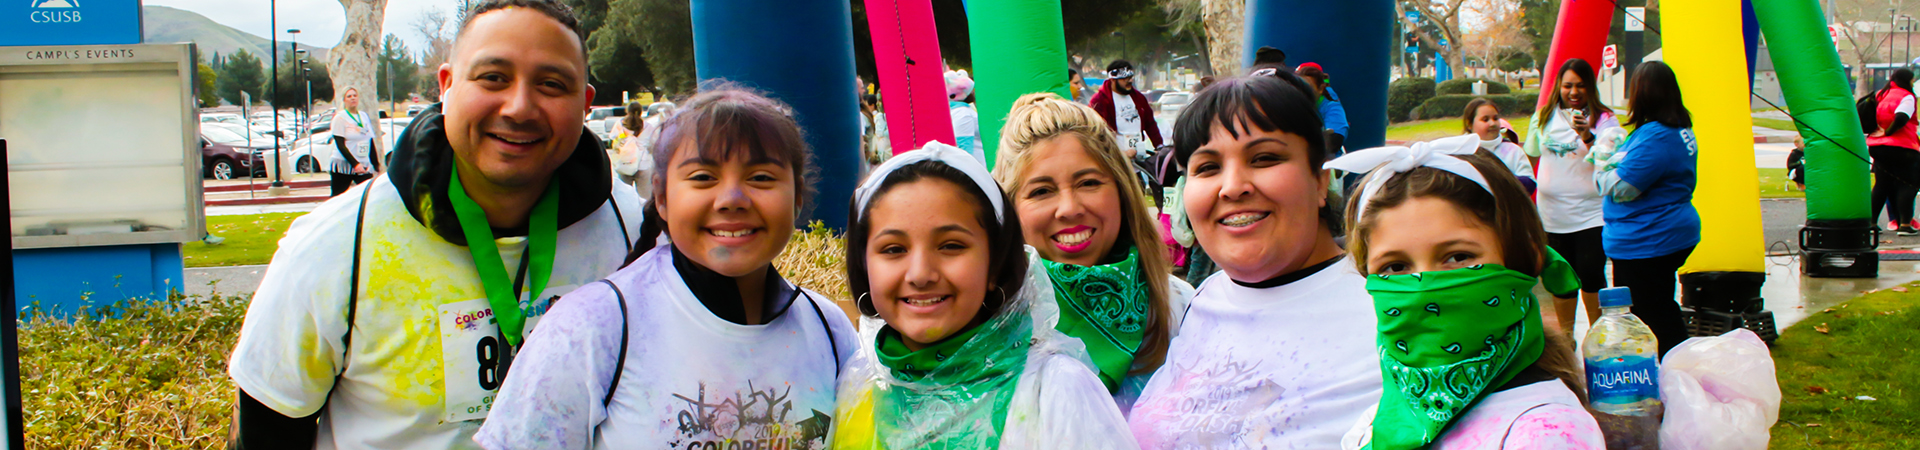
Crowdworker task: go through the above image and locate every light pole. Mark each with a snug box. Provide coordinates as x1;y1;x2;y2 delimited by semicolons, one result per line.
385;57;395;116
294;49;308;129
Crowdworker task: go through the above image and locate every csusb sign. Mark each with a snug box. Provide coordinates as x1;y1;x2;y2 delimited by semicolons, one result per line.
1;0;142;47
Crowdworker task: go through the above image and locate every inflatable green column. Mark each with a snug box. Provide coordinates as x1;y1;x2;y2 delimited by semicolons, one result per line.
1753;0;1878;277
966;0;1072;166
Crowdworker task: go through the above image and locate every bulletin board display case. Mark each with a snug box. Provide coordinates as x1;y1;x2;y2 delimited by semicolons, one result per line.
0;43;203;249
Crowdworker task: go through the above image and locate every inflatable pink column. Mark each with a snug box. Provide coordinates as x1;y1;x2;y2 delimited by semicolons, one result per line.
1535;0;1614;110
864;0;955;154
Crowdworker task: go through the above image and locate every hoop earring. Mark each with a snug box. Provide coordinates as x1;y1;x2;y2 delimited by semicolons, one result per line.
856;292;877;317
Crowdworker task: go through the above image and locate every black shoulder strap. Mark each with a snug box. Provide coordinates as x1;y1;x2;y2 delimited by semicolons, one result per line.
596;279;631;408
609;196;632;253
801;292;841;377
321;185;373;411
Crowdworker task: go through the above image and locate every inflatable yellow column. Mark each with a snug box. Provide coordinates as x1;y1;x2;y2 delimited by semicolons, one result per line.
1666;0;1773;340
1666;0;1763;276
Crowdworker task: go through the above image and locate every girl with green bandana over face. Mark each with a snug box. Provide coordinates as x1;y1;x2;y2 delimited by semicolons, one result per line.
1328;139;1603;449
991;93;1191;410
829;143;1140;450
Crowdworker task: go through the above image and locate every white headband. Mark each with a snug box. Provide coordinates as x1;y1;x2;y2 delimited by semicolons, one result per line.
1323;134;1492;217
854;142;1006;224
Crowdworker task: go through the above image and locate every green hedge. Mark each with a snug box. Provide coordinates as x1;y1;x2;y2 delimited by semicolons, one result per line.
1436;78;1513;95
1416;93;1539;120
1388;77;1437;123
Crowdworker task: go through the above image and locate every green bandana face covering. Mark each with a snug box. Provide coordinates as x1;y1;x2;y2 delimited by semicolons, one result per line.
871;298;1034;448
1364;249;1577;449
1043;246;1149;392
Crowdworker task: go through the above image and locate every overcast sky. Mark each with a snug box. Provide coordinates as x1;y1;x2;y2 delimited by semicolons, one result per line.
147;0;448;57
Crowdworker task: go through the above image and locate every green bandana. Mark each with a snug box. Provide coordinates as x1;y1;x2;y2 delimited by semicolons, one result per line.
870;312;1033;448
1043;246;1149;392
1364;249;1578;449
448;165;560;347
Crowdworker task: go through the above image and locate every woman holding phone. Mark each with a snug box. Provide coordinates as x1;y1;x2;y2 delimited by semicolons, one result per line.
1523;58;1622;334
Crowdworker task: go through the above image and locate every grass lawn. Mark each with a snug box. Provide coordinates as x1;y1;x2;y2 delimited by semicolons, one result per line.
1384;115;1533;143
181;212;305;267
1769;283;1920;448
1754;117;1798;132
1758;168;1807;199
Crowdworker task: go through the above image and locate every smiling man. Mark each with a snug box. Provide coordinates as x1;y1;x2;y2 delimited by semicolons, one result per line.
225;1;643;448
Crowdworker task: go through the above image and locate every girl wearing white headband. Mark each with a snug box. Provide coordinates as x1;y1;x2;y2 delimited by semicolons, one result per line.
829;142;1139;449
1328;137;1601;449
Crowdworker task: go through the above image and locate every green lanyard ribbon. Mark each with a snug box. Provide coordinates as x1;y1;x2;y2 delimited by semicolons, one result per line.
346;110;365;128
448;166;559;347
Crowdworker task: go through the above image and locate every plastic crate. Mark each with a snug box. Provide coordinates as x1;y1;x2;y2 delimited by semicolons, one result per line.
1681;307;1778;343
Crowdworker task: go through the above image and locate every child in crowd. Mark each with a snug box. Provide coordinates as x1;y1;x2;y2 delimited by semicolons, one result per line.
1461;98;1535;194
476;86;856;449
1327;139;1602;449
829;143;1138;449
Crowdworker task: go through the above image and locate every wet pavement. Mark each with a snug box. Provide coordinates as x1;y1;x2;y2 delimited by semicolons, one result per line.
1553;197;1920;340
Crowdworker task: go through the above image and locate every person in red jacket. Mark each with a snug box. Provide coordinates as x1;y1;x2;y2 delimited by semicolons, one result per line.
1869;69;1920;235
1091;60;1163;158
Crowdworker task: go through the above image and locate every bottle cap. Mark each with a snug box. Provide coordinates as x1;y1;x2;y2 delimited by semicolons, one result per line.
1599;287;1633;308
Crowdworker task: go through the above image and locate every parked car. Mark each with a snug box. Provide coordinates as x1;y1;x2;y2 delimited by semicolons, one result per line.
406;104;428;116
1156;91;1192;116
287;118;412;173
200;127;268;180
200;112;244;125
1142;89;1170;104
586;106;626;146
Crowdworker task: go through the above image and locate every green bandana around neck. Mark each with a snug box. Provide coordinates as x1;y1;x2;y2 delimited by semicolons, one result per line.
1042;246;1150;392
869;307;1034;448
1364;262;1556;449
448;165;560;347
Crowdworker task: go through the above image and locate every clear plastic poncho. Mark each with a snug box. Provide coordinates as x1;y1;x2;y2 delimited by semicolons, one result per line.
827;248;1141;450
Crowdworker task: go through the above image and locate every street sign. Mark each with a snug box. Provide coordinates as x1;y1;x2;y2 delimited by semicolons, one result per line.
1624;7;1646;32
1603;44;1619;71
1831;24;1844;46
0;0;142;47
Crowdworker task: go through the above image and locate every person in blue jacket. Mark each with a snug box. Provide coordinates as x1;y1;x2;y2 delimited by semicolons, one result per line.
1594;61;1700;356
1294;62;1353;191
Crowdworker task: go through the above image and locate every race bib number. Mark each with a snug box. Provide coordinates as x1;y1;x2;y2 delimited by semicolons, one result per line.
437;286;570;423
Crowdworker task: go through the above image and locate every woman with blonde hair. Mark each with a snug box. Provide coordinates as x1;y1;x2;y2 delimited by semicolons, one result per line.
993;92;1191;411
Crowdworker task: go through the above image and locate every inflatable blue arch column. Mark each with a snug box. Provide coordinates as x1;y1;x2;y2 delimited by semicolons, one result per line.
691;0;863;230
1243;0;1395;151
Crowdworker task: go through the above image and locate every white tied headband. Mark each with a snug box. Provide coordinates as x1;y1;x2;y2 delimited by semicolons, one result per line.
1324;134;1493;217
855;142;1005;224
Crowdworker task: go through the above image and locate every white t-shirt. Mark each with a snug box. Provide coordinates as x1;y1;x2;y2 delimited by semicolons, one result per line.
1126;258;1383;449
475;246;857;449
1485;140;1534;181
1340;381;1605;449
1113;89;1144;139
330;109;377;173
1535;111;1619;233
950;102;984;164
227;176;643;449
1900;93;1917;117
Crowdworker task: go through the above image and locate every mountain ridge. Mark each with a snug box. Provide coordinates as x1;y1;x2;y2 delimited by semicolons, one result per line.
143;5;328;63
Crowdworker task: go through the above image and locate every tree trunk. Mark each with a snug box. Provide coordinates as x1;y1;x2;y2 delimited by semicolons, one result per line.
331;0;389;156
1202;0;1245;76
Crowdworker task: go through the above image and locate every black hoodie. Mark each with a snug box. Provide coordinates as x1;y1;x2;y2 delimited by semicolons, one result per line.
386;103;613;244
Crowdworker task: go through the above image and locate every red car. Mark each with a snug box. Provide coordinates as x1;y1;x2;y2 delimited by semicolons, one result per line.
201;127;268;180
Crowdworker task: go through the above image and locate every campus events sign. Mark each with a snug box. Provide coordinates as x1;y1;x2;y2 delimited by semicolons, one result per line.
0;0;142;47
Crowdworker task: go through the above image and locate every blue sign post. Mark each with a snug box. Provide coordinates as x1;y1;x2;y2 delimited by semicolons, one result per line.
0;0;142;47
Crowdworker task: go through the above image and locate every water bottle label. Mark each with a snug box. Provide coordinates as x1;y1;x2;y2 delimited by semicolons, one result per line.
1586;355;1659;403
